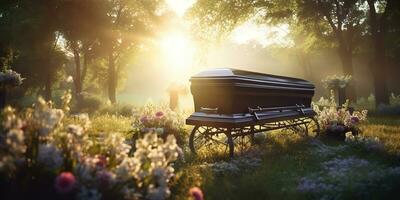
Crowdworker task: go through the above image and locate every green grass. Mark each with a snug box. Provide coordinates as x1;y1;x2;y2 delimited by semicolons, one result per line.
170;118;400;200
75;114;400;199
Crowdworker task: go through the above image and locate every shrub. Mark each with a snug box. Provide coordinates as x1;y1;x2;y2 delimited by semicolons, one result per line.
76;93;104;114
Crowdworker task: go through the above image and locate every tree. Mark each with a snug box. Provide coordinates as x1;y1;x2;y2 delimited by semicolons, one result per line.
0;0;67;101
57;0;108;105
366;0;398;106
99;0;162;104
189;0;367;101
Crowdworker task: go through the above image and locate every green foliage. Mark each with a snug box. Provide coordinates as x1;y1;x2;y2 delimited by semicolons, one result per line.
76;94;104;114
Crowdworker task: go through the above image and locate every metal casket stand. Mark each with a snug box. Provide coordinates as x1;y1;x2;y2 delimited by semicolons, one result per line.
186;68;321;158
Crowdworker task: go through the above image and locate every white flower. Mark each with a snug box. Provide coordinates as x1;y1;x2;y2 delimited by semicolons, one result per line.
34;98;64;136
67;124;83;137
37;144;63;170
66;76;74;83
6;129;26;155
146;184;170;200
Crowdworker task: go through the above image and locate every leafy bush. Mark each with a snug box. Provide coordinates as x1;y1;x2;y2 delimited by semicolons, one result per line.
0;94;182;200
76;93;104;114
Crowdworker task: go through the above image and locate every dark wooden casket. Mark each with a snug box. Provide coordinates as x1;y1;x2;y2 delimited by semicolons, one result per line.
186;68;316;128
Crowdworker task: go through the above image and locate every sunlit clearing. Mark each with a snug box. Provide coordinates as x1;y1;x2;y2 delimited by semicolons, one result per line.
165;0;196;17
231;22;293;47
160;32;195;81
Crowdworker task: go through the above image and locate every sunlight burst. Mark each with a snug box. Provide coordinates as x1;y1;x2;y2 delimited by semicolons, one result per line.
160;33;195;80
165;0;196;16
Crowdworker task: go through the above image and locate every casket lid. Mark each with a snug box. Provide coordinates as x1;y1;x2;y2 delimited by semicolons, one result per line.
191;68;313;87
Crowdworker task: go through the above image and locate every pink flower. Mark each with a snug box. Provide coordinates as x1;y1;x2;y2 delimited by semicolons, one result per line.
140;116;149;124
155;111;164;118
55;172;76;194
189;187;204;200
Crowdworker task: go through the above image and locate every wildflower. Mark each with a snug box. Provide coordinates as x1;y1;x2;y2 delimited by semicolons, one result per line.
155;111;164;118
147;184;170;200
67;124;84;137
55;172;76;193
38;144;63;170
6;129;26;155
189;187;204;200
66;76;74;83
350;116;360;124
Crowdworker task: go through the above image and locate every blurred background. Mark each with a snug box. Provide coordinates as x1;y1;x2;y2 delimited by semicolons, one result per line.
1;0;399;113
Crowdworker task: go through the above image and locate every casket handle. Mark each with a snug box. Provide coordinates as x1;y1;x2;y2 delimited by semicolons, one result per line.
296;104;305;115
200;107;219;114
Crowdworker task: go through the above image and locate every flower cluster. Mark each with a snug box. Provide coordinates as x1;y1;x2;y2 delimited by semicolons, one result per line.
345;133;384;151
322;74;352;89
199;152;263;175
132;102;187;146
297;156;400;199
313;90;368;136
0;96;182;200
0;69;24;87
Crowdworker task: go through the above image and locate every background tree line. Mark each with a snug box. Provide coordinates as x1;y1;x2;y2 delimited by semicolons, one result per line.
1;0;400;110
0;0;163;109
189;0;400;107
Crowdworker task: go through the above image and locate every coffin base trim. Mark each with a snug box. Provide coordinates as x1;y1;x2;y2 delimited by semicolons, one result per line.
186;108;316;128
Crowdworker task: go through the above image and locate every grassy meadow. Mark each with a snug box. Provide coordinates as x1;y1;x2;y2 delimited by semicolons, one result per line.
82;112;400;200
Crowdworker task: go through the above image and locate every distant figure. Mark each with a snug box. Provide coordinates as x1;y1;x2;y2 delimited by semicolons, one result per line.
167;82;188;110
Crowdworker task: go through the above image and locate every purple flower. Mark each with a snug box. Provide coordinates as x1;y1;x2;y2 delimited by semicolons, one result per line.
55;172;76;194
189;187;204;200
350;116;360;124
336;125;345;133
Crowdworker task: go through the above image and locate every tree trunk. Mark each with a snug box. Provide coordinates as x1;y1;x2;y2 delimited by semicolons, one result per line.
108;53;117;104
72;42;82;106
82;50;89;86
44;71;52;101
337;44;356;102
367;0;390;107
371;30;389;106
0;87;6;109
